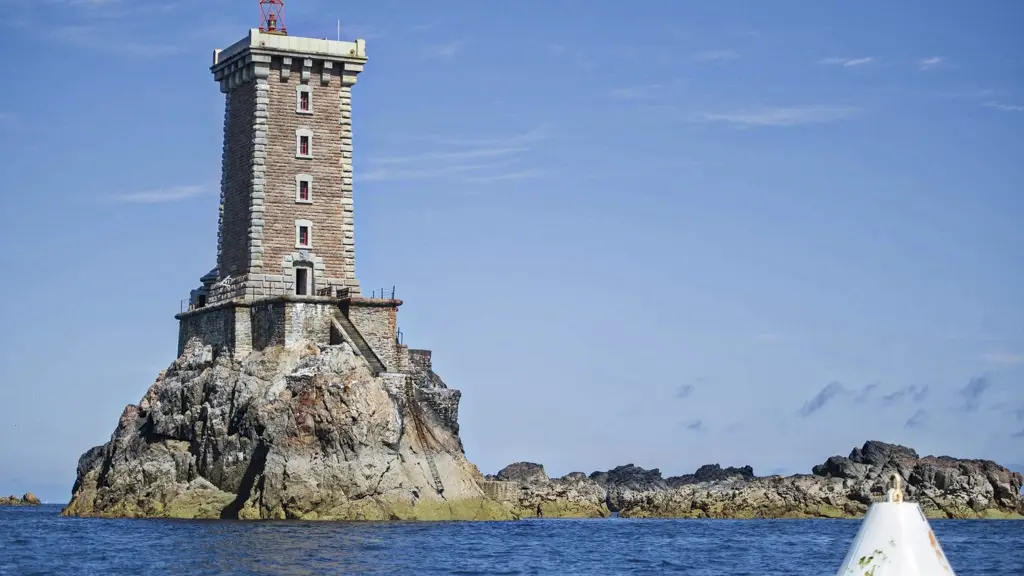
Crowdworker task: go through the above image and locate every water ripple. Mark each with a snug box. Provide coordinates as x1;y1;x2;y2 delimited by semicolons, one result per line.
1;506;1021;575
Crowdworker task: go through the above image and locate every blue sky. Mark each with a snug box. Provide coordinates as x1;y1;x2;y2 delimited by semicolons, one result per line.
0;0;1022;502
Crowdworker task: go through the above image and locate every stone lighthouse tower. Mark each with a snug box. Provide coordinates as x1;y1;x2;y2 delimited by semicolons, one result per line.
176;2;415;372
200;1;367;303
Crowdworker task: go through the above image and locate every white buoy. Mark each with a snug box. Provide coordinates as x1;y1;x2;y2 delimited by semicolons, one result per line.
835;474;956;576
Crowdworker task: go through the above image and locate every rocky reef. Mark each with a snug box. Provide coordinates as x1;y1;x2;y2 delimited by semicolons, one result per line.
0;493;40;506
64;340;512;521
65;337;1023;522
487;441;1024;519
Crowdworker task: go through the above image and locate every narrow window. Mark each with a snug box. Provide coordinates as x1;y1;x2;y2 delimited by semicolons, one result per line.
295;268;308;296
296;128;313;158
299;180;309;201
298;225;310;247
299;90;310;112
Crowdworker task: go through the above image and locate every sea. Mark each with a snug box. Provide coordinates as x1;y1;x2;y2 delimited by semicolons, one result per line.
2;506;1022;575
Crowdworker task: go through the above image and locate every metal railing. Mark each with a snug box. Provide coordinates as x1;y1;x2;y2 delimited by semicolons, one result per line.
369;286;396;300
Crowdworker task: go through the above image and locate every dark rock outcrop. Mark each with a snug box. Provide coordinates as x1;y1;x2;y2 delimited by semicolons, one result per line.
63;340;512;521
492;441;1024;519
0;494;41;506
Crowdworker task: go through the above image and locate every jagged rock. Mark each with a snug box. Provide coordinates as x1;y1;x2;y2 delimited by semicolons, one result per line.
589;464;668;512
480;469;610;519
63;339;512;521
495;462;548;484
498;440;1024;520
668;464;755;486
0;494;40;506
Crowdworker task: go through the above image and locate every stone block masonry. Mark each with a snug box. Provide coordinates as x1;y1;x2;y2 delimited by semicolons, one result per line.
203;29;366;306
347;298;402;372
219;81;257;279
176;295;342;359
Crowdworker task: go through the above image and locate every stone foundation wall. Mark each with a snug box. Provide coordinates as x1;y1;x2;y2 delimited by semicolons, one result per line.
347;299;400;371
177;296;340;358
177;303;238;358
251;300;286;350
479;480;519;503
286;302;334;347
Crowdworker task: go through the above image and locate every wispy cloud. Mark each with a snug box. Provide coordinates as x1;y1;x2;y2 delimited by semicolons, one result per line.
692;50;738;62
463;169;548;183
919;56;945;71
959;376;991;412
817;57;873;67
696;105;859;127
110;184;212;204
982;102;1024;113
855;383;879;403
420;41;464;60
434;125;550;147
608;84;662;101
683;419;704;432
880;385;930;406
361;127;548;183
797;381;846;417
676;384;695;399
905;409;929;429
1012;429;1024;439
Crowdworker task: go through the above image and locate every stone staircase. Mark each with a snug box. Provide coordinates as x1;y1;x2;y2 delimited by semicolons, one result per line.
331;310;386;376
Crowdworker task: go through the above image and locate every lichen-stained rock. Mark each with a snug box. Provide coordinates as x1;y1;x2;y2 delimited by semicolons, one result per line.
0;493;41;506
499;441;1024;520
63;339;511;521
482;463;610;519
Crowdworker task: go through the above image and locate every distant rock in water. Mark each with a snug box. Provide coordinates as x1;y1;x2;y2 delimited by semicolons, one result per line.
0;494;40;506
63;340;512;521
489;441;1024;520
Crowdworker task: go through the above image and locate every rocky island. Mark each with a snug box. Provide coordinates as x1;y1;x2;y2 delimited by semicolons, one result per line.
64;335;1023;521
0;493;40;507
65;340;511;521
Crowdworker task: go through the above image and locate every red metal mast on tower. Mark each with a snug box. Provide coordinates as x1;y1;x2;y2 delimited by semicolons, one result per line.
259;0;287;35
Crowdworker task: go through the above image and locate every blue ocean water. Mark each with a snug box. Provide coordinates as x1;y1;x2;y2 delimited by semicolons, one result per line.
1;506;1021;575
